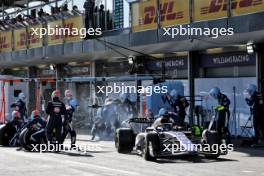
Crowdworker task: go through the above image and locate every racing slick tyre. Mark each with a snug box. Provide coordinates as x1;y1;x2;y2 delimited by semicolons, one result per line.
202;130;220;159
0;124;16;146
115;128;134;153
143;133;160;161
19;128;36;151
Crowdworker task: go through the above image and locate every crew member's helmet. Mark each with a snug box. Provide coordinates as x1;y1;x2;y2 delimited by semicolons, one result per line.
158;108;168;117
170;89;179;100
18;92;26;102
65;89;72;98
209;87;221;99
246;84;257;96
31;110;40;119
120;93;129;103
12;111;20;120
51;90;60;99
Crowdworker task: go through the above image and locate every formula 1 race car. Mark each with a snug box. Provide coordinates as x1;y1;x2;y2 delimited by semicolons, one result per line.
115;117;229;161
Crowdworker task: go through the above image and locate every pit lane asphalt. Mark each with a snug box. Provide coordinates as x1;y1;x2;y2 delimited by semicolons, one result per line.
0;135;264;176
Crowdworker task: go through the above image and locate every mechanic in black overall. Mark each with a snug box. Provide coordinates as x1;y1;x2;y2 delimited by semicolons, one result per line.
209;87;230;140
27;110;47;143
11;92;27;124
9;111;23;130
46;90;67;145
165;89;189;126
9;111;23;146
245;84;264;145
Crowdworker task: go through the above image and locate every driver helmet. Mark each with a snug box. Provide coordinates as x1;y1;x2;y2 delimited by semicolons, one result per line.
170;89;180;100
209;87;221;99
246;84;257;96
12;111;20;120
18;92;26;102
51;90;60;99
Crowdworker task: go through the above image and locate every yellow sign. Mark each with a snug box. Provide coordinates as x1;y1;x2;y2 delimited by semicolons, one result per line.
64;16;83;42
0;31;12;52
14;28;27;50
193;0;228;22
160;0;190;27
28;24;43;48
232;0;264;16
47;20;64;45
132;0;158;32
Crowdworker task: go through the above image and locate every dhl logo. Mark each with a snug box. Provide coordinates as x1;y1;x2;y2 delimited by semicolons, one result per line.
17;33;26;47
51;25;63;40
142;1;184;25
29;31;40;44
64;23;76;38
201;0;263;14
0;36;9;49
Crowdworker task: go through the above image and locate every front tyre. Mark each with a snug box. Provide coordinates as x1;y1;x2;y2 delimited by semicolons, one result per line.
115;128;134;153
143;133;160;161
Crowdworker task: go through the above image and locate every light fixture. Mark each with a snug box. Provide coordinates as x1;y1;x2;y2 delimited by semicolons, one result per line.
68;62;78;66
128;56;134;65
49;64;55;71
247;42;255;54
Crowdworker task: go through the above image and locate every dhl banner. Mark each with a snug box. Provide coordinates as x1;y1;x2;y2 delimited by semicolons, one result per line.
193;0;228;21
160;0;190;27
132;0;158;32
28;24;43;49
0;31;12;52
47;20;64;45
14;28;27;50
64;16;83;42
232;0;264;16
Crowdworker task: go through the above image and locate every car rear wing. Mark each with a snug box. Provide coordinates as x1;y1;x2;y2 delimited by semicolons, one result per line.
128;118;156;124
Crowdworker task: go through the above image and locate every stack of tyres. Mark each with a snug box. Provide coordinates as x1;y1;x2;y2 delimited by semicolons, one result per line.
0;124;17;146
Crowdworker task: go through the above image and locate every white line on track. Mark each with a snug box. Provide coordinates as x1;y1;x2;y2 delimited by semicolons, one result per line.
2;148;140;176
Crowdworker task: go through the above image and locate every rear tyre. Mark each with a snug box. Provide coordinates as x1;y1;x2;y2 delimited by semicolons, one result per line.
143;133;160;161
115;128;134;153
202;130;220;159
